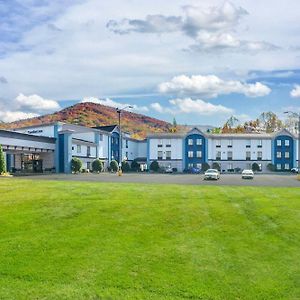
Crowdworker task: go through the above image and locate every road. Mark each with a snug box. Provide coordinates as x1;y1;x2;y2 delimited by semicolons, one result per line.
10;173;300;187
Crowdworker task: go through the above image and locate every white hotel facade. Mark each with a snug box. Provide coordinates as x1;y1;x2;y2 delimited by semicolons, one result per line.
0;122;298;173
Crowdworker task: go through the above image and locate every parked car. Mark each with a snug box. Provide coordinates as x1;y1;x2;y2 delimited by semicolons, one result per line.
242;169;254;179
165;166;173;173
204;169;220;180
291;167;299;173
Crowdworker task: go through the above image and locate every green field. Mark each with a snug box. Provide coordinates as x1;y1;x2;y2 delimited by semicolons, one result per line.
0;179;299;300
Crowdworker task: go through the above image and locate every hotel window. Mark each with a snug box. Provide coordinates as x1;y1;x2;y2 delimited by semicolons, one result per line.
125;139;128;148
228;163;233;170
277;164;281;170
77;145;81;153
196;151;202;158
188;163;193;169
188;139;193;146
257;140;263;148
246;151;251;160
125;152;128;159
216;151;221;160
285;140;290;147
166;151;171;160
257;151;262;160
72;146;74;151
216;140;221;147
277;140;282;147
188;151;194;158
285;163;290;170
157;151;163;160
166;139;171;147
196;163;202;169
258;163;262;171
196;139;202;146
277;151;282;159
158;139;163;147
228;140;233;148
285;152;290;159
87;146;91;157
99;134;103;141
246;140;251;148
227;151;233;160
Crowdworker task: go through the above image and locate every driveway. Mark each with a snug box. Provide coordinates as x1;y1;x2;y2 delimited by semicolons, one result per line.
10;173;300;187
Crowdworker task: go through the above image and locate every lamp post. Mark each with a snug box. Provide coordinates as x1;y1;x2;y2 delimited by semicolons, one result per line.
284;111;300;174
116;106;133;171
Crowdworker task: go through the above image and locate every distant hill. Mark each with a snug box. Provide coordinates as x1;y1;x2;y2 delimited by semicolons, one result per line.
0;102;173;139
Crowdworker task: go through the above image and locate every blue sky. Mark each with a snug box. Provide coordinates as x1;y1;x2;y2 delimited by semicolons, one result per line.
0;0;300;125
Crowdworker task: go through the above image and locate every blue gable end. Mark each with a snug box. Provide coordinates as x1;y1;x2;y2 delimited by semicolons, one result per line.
273;135;294;171
111;132;119;162
185;133;206;170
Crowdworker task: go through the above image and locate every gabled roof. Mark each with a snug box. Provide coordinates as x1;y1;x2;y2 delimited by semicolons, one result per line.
93;125;118;133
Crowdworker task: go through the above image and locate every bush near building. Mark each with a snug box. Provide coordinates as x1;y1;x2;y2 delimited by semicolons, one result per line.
92;159;103;173
71;157;82;173
252;163;261;172
121;161;130;173
267;163;276;172
150;160;160;172
131;159;140;172
212;162;221;171
110;160;119;172
0;145;5;175
201;163;210;172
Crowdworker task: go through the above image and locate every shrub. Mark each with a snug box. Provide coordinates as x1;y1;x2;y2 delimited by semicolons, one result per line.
150;160;160;172
267;163;275;172
212;162;221;171
252;163;260;172
71;157;82;173
92;159;103;173
0;145;5;175
131;159;140;172
234;167;241;173
121;161;130;173
201;162;210;172
110;160;119;172
172;168;178;173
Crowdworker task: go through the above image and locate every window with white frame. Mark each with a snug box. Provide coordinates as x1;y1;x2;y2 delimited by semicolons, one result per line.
158;139;163;147
277;151;282;158
166;151;171;160
246;151;251;160
246;140;251;148
196;151;202;158
216;151;221;160
228;163;233;170
166;139;171;147
77;144;81;153
257;151;262;160
277;139;282;146
227;151;233;160
188;163;193;168
216;140;221;147
196;138;202;146
258;140;263;148
285;152;290;159
285;139;290;147
157;151;163;160
188;151;193;158
188;139;193;146
285;163;290;170
277;164;281;170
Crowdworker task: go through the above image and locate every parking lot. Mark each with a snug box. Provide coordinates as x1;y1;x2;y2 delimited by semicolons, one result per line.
13;173;300;187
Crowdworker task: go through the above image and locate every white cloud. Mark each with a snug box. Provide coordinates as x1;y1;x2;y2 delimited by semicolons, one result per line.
159;75;271;98
290;85;300;98
0;111;38;123
15;93;61;112
81;97;149;112
151;98;233;116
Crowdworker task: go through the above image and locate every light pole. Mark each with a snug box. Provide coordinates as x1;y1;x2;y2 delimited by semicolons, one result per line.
116;106;133;171
284;111;300;174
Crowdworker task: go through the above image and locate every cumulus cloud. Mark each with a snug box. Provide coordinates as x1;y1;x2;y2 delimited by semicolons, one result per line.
0;110;38;123
290;85;300;98
151;98;233;116
107;1;278;53
158;75;271;98
15;93;61;112
81;97;149;112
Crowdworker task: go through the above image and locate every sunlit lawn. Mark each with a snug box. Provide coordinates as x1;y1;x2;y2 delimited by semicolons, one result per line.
0;179;299;299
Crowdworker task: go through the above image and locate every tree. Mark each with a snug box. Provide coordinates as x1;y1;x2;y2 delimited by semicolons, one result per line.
252;163;260;172
212;162;221;171
131;159;140;172
71;157;82;173
110;160;119;172
201;162;210;172
169;117;178;133
267;163;276;172
121;161;130;173
259;112;283;133
92;159;103;173
0;145;6;174
150;160;160;172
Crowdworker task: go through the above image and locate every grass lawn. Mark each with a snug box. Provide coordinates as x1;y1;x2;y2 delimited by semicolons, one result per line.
0;179;299;300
